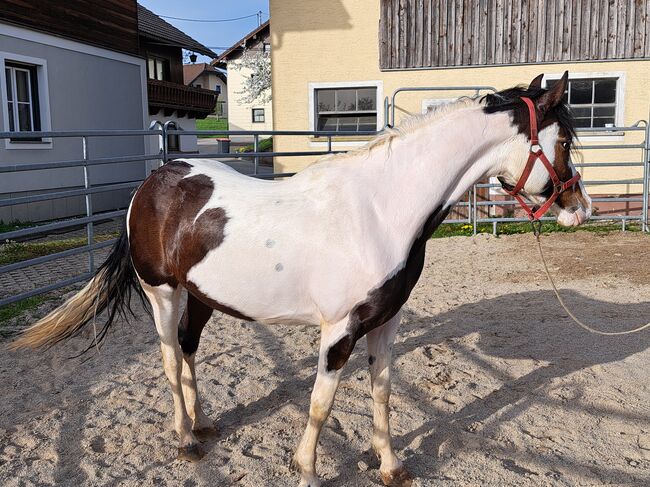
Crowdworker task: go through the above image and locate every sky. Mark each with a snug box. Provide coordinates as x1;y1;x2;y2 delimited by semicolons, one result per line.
139;0;270;61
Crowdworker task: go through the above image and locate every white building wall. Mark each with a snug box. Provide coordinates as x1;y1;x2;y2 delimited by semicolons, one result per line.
226;59;273;142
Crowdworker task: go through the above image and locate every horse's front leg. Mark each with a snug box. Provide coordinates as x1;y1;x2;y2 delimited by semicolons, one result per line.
366;311;412;486
293;318;352;487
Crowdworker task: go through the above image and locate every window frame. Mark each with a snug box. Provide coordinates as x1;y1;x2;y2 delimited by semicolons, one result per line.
543;71;626;140
308;81;383;145
147;56;170;81
0;52;52;149
252;108;265;123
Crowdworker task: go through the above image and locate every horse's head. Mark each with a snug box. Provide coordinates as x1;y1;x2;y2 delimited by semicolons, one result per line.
485;72;592;227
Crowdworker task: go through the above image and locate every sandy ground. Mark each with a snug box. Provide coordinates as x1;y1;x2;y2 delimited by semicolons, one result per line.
2;231;650;486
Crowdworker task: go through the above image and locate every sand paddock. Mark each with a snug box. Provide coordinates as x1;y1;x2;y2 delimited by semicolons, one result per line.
1;231;650;486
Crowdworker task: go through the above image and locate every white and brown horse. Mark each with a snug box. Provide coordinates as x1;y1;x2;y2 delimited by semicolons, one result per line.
12;73;591;486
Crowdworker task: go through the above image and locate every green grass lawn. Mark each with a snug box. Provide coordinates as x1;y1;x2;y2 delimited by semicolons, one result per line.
0;233;119;266
0;220;37;234
432;220;641;238
0;296;48;329
196;118;229;137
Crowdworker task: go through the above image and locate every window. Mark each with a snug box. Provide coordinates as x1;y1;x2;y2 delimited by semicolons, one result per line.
194;83;202;89
547;77;618;128
5;62;41;139
315;87;377;132
147;57;170;81
252;108;265;123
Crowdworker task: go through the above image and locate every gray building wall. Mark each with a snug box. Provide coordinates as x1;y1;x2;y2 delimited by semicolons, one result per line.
0;24;149;223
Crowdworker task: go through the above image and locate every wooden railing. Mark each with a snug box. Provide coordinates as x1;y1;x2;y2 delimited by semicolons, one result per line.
147;79;218;118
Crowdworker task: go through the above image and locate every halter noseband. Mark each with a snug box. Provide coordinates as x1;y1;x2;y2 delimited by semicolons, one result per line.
501;97;581;222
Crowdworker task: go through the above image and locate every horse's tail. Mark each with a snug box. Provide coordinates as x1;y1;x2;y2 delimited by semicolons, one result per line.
9;228;147;351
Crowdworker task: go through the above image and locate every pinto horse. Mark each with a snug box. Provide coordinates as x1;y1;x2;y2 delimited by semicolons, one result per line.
12;73;591;486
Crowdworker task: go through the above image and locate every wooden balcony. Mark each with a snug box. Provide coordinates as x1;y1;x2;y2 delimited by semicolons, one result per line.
147;79;218;119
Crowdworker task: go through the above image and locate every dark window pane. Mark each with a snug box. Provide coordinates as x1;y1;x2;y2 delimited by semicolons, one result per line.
569;80;592;104
574;117;592;128
337;118;358;131
317;116;338;131
357;88;376;110
7;102;14;131
5;68;12;101
593;117;616;127
594;79;616;103
317;90;335;112
593;106;615;117
18;103;32;131
571;106;591;119
16;69;30;102
336;89;356;111
358;115;377;131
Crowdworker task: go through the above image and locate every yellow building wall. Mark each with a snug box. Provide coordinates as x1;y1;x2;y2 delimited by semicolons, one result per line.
227;58;274;139
269;0;650;195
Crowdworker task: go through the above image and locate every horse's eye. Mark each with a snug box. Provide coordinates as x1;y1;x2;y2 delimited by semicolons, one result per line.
561;141;571;150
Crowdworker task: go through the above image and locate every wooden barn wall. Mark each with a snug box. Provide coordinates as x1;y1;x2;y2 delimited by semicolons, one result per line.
379;0;650;69
0;0;139;55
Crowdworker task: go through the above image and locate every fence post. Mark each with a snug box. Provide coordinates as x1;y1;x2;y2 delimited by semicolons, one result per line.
641;116;650;232
254;134;259;175
82;136;95;273
472;184;478;235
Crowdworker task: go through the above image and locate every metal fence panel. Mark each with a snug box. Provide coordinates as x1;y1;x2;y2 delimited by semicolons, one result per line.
0;112;648;306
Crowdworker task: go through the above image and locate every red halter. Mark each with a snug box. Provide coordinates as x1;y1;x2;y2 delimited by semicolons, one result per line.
502;97;581;222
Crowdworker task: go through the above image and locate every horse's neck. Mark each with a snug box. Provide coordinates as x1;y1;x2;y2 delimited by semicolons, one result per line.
348;107;516;245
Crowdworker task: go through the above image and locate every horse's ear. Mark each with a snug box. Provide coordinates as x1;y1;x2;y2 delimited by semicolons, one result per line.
528;74;544;90
536;71;568;115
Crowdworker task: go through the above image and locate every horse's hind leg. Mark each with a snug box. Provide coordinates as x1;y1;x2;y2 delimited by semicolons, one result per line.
141;282;202;461
178;292;215;434
366;311;412;486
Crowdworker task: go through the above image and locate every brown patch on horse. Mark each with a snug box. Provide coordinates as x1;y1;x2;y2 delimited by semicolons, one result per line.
326;205;450;371
129;161;193;287
130;163;226;283
178;293;213;355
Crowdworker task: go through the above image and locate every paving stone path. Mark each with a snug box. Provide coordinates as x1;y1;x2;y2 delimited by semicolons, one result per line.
1;219;120;302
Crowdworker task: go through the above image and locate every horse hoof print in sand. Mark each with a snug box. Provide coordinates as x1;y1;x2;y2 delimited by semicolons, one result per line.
11;73;591;486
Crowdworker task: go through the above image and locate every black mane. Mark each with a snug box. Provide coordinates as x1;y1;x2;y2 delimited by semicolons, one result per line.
482;85;576;140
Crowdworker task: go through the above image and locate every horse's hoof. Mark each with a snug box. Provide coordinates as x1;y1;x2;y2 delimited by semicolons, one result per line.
381;466;413;487
177;443;204;462
193;425;218;439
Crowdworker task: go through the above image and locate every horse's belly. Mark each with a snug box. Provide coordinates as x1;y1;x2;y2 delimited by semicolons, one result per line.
185;244;324;325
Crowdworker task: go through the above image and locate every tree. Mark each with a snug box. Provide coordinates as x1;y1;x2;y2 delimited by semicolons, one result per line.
231;48;271;104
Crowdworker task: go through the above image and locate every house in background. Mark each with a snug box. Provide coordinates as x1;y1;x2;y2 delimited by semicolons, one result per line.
137;4;219;155
0;0;148;222
215;21;272;143
0;0;222;223
184;63;228;119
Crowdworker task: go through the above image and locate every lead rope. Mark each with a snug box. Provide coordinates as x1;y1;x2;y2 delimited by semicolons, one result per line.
533;224;650;336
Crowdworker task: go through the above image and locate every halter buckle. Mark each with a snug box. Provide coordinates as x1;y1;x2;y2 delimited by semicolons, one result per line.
530;143;542;154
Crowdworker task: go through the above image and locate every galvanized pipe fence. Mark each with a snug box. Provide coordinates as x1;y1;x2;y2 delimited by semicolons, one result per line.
0;108;648;307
